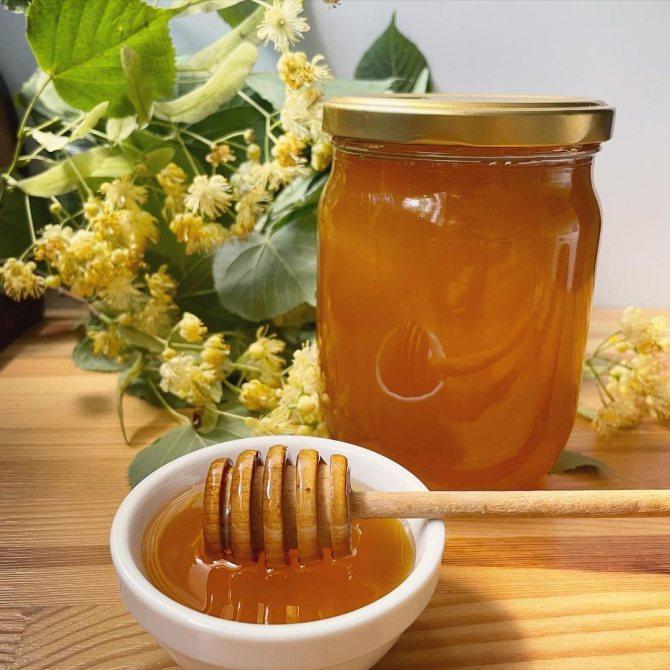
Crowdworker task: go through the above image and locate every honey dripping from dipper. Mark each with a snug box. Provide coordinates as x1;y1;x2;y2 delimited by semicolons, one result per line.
142;446;414;624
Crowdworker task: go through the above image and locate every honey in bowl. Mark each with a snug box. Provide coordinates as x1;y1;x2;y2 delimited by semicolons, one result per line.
143;487;414;624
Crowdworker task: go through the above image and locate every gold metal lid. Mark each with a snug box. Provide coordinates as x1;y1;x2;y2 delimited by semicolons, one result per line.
323;94;614;147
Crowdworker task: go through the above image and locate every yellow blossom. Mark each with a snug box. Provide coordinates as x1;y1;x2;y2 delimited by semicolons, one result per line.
97;272;142;310
0;258;46;301
232;187;270;238
280;87;323;141
178;312;207;343
133;295;177;335
145;264;177;299
278;52;330;89
237;327;286;387
32;224;73;263
159;354;222;406
243;128;255;143
257;0;309;52
272;132;307;168
246;143;261;161
157;163;188;218
239;379;279;411
206;143;235;166
593;399;642;438
265;160;310;191
88;326;125;359
311;138;332;171
620;306;670;354
201;334;230;367
245;342;328;437
99;176;147;210
184;174;232;219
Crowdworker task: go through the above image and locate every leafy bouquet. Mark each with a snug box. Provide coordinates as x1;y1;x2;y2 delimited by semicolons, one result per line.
0;0;432;484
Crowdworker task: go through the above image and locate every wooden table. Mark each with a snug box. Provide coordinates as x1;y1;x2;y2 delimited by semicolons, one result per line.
1;309;669;669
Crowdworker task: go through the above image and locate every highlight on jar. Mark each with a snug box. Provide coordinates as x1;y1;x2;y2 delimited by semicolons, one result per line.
319;95;615;490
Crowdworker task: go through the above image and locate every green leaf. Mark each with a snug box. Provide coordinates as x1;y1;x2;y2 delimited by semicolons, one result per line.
218;0;256;26
355;12;431;93
120;45;153;127
117;325;163;354
128;411;250;486
19;70;81;125
27;0;175;116
181;6;262;72
30;129;69;152
14;146;133;196
266;173;327;229
550;450;608;475
70;101;110;140
245;73;285;110
0;189;48;258
143;147;176;176
2;0;30;12
412;67;430;94
72;336;126;372
213;209;317;321
173;0;244;16
117;352;144;444
195;403;218;435
155;42;257;124
106;115;138;143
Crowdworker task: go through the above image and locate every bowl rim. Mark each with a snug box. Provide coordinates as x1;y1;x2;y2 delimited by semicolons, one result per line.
110;435;445;642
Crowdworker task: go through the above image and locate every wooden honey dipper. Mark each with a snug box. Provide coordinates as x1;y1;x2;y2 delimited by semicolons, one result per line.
203;445;670;566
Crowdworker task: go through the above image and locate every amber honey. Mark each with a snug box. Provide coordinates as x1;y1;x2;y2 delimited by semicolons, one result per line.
143;488;414;624
318;141;602;490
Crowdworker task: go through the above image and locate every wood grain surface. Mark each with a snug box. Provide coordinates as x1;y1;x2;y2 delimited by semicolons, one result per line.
1;309;669;670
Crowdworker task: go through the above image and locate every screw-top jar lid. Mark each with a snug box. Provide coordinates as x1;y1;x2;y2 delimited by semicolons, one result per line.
323;94;614;147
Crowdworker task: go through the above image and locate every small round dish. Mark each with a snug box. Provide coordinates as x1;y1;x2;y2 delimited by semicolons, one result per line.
110;435;445;670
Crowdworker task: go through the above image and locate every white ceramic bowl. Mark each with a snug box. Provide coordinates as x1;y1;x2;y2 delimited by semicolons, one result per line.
110;435;445;670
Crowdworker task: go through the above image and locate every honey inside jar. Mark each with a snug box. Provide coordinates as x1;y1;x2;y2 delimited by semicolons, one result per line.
319;96;614;490
142;488;414;624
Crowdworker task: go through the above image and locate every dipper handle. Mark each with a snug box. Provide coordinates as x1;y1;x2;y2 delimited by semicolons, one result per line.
351;489;670;519
203;447;670;566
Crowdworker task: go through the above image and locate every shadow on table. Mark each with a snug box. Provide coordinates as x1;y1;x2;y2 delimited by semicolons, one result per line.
376;578;528;669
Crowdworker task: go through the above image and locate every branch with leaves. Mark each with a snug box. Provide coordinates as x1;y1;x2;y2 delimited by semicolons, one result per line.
0;0;431;485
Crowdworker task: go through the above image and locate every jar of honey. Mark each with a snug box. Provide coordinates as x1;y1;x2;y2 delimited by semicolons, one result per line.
318;95;614;490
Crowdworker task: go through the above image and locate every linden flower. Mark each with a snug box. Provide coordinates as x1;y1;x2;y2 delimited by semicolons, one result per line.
620;306;670;354
246;342;329;437
231;160;269;196
87;326;125;359
257;0;310;53
206;143;235;166
159;354;223;406
201;334;230;367
237;327;286;387
265;160;310;191
184;174;232;219
277;52;331;89
32;224;73;263
0;258;46;301
280;87;323;141
99;176;147;210
272;132;307;168
145;264;177;300
311;138;333;171
593;399;643;438
157;163;188;217
178;312;207;343
133;295;177;336
232;187;271;238
97;272;143;310
239;379;279;411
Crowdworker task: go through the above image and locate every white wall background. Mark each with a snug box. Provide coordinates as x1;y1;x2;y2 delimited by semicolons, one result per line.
1;0;668;307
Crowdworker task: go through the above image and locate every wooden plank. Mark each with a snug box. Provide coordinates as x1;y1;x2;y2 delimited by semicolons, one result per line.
0;310;669;669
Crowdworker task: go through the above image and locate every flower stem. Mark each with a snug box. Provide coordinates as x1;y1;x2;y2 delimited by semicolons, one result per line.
148;379;190;425
214;408;247;421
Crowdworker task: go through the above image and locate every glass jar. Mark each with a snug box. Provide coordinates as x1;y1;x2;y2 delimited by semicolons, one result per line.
318;95;614;490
